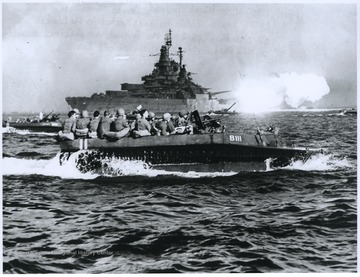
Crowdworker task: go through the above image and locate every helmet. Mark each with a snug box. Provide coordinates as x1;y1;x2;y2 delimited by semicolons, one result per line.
81;110;89;117
117;108;125;116
163;113;171;120
148;111;155;118
72;108;80;114
179;110;188;117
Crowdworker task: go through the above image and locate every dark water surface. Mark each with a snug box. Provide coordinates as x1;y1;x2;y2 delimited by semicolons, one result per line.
2;111;357;273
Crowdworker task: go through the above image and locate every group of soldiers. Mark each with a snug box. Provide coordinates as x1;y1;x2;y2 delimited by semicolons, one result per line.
57;106;218;141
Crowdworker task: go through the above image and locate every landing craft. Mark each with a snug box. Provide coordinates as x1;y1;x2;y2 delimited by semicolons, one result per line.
340;108;357;115
3;111;63;133
65;29;230;114
58;111;321;173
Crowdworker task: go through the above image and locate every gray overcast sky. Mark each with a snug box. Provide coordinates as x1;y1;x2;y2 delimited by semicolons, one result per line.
2;3;356;113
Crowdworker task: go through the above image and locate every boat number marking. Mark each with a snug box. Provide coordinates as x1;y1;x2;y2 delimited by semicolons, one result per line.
229;135;242;142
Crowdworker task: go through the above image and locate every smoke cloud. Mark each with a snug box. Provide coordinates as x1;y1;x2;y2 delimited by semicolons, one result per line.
234;73;330;113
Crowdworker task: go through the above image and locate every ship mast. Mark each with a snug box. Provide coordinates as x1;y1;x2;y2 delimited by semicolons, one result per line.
178;47;183;67
165;29;172;48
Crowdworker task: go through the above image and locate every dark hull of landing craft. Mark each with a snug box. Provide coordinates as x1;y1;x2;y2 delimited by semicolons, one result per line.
59;132;320;172
4;122;63;133
342;109;357;115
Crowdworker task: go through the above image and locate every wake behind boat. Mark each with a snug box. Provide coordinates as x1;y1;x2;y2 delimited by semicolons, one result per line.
4;121;63;133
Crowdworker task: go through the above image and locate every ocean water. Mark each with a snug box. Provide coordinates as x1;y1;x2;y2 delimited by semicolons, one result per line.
2;110;357;273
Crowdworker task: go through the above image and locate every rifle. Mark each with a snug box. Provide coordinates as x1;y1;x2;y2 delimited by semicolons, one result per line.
43;110;54;120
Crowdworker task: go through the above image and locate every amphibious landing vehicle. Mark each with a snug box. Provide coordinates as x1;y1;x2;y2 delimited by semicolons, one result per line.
58;130;320;173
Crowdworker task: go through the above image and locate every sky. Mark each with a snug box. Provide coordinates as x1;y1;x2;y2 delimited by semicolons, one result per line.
2;2;357;113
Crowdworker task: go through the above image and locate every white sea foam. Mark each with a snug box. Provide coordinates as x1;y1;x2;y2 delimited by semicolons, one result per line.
3;150;352;180
2;153;98;180
283;153;352;171
2;152;238;179
98;155;238;178
2;128;57;136
2;127;17;134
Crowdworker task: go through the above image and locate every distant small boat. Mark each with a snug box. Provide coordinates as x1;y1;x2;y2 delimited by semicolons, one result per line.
213;103;238;116
213;110;238;116
341;108;357;115
3;111;63;133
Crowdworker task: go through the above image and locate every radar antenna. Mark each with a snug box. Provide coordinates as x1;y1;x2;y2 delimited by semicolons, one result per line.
165;29;172;48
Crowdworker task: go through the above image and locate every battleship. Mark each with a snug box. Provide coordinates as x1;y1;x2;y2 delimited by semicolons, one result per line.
65;30;229;114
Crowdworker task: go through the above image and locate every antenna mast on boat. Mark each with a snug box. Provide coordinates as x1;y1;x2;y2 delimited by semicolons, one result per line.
165;29;172;48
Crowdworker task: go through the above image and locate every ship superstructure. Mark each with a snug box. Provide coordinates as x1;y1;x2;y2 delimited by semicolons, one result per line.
65;30;226;113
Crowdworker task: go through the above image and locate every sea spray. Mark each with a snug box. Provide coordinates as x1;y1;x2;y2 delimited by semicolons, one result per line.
2;128;57;136
284;153;352;171
5;151;350;179
3;153;98;179
64;150;238;178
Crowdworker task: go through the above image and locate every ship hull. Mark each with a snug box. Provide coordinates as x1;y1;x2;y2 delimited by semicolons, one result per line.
59;132;319;172
66;94;216;114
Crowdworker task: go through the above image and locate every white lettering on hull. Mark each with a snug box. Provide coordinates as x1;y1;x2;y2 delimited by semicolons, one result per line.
229;135;242;142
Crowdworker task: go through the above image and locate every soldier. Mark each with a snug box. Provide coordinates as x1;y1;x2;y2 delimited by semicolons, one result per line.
72;108;80;118
176;110;190;126
131;109;151;138
174;110;193;134
75;110;90;137
105;108;130;140
88;111;101;138
147;111;160;136
97;111;113;139
57;110;76;141
156;113;176;136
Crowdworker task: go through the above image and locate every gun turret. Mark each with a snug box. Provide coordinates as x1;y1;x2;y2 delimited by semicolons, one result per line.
208;90;231;99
